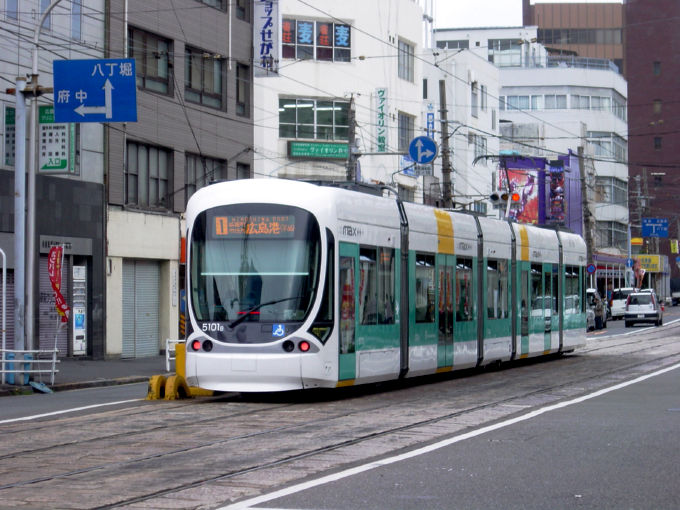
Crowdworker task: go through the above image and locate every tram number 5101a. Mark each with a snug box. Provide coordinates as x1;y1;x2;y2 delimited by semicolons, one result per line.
202;323;225;333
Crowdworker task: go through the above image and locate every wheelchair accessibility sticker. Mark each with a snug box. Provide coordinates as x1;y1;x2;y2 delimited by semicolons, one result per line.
272;324;286;337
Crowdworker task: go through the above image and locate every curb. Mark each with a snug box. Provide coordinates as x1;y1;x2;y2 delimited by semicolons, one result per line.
1;374;165;397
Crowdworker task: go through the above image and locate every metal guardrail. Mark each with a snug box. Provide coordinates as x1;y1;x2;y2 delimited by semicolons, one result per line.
165;339;179;372
1;349;60;386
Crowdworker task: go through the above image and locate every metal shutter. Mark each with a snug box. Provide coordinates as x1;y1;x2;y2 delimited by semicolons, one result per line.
122;260;160;358
39;255;70;355
0;270;14;350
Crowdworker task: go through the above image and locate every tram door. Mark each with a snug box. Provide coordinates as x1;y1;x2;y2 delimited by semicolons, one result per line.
437;254;454;368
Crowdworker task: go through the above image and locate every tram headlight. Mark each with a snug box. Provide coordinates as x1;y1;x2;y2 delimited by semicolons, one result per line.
191;339;201;351
298;340;311;352
282;340;295;352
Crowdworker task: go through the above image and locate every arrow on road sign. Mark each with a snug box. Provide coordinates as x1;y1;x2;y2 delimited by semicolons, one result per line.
74;79;113;118
415;138;434;162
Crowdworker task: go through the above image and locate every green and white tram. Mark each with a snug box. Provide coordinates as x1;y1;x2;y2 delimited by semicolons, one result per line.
185;179;587;392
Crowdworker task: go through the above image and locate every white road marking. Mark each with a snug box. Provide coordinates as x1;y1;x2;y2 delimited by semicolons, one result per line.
220;362;680;510
0;399;141;424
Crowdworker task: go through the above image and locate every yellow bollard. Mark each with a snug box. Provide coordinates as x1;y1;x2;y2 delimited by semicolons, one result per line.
164;374;191;400
145;375;167;400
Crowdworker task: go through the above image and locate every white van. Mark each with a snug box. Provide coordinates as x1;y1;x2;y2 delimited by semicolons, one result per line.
611;287;636;319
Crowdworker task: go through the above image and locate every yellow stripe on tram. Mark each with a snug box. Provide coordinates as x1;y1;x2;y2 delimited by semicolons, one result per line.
518;224;530;261
336;379;355;388
434;209;454;254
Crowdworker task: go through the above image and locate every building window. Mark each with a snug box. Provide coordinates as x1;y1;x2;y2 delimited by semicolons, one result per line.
595;176;627;206
436;39;469;50
6;0;18;20
398;185;415;203
422;79;428;100
544;94;567;110
128;27;171;94
653;99;662;114
488;39;521;67
197;0;227;11
70;1;82;39
398;40;414;82
279;98;349;140
40;0;52;30
185;153;226;203
653;61;661;76
185;46;224;109
471;82;479;118
506;95;529;111
282;19;351;62
654;137;662;150
235;0;249;20
587;131;627;161
595;221;627;251
236;63;250;117
571;95;591;110
397;111;414;152
472;134;487;161
236;162;250;179
481;85;487;111
126;141;172;209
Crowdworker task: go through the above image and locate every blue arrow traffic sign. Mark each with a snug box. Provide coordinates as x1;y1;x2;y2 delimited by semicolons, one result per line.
53;59;137;123
641;217;668;238
408;136;438;164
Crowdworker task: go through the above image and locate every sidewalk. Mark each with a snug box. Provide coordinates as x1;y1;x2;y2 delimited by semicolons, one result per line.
0;355;173;396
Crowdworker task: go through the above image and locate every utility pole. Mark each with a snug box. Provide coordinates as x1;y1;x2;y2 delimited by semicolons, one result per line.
345;95;357;182
438;80;453;208
578;146;594;264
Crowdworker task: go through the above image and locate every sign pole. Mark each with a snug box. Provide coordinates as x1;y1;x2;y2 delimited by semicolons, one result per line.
13;77;27;353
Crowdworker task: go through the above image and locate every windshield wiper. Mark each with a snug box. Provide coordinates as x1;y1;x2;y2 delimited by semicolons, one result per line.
228;296;302;329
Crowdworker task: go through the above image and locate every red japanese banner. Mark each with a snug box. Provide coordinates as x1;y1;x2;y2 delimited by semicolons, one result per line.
48;246;70;323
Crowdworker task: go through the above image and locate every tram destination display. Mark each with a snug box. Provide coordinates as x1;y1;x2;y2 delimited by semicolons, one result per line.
212;214;296;239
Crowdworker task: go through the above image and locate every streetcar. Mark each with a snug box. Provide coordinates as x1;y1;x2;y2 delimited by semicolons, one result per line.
184;179;587;392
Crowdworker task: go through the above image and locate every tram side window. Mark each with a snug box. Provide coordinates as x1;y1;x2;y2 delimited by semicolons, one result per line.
551;265;559;314
339;256;355;353
378;248;395;324
456;257;474;321
487;259;508;319
415;253;435;323
531;263;543;313
564;265;580;315
359;247;378;325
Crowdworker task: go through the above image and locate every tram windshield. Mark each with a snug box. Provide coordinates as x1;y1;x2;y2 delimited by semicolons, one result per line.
190;204;321;325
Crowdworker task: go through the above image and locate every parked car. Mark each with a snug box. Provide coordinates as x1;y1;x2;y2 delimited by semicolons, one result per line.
610;287;636;319
586;288;607;329
624;292;663;327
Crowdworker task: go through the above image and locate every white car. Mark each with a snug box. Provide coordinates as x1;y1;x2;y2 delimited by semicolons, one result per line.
610;287;636;319
624;292;663;327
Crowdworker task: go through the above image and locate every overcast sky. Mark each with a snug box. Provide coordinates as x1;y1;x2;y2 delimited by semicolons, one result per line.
434;0;622;29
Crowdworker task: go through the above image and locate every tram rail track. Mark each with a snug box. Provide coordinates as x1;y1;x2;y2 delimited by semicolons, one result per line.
1;328;680;509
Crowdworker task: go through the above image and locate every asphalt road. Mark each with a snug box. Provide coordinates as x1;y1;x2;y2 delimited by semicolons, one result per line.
251;366;680;510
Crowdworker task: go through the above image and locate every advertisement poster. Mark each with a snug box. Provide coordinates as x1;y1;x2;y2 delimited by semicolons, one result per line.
503;167;539;224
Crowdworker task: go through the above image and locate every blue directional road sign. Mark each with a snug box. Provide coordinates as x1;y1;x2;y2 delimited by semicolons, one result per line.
408;136;438;164
53;59;137;123
641;217;668;238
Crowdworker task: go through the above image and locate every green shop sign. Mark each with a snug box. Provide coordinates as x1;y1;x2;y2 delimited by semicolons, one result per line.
288;141;349;159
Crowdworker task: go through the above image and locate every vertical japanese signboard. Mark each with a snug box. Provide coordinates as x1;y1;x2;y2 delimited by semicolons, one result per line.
4;105;15;166
39;105;76;174
547;159;565;224
375;88;388;152
254;0;279;76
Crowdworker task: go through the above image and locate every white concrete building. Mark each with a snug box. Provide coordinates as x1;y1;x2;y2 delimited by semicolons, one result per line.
254;0;432;201
434;26;629;255
421;48;500;211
